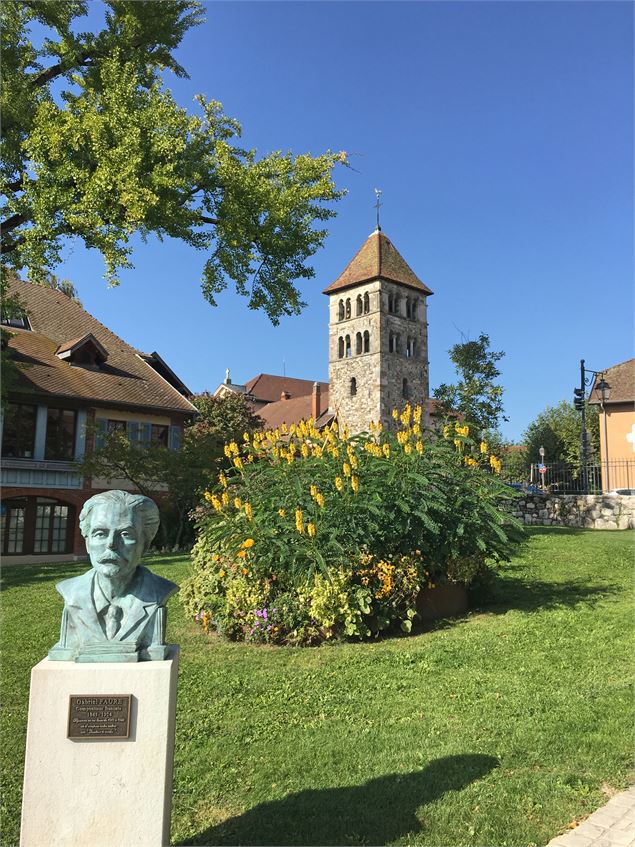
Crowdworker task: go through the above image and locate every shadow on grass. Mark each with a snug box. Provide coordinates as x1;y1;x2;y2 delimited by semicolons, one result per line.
471;572;621;616
185;753;498;846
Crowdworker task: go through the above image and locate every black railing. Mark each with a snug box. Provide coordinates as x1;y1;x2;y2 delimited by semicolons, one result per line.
529;460;635;494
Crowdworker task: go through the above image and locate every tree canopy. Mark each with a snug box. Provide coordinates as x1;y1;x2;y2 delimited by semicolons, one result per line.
522;400;599;469
432;333;507;435
1;1;346;323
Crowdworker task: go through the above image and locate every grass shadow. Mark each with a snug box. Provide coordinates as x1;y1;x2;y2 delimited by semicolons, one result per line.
184;753;499;846
472;572;621;616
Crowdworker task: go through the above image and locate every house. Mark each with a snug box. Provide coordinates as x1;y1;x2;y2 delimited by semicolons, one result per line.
1;278;197;563
589;358;635;491
216;228;442;435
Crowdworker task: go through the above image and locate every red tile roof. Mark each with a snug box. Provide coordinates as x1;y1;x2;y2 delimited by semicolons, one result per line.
323;230;433;296
589;358;635;405
257;389;331;430
245;373;329;403
6;278;196;414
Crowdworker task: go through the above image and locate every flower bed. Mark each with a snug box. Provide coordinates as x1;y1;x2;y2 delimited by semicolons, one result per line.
181;407;523;644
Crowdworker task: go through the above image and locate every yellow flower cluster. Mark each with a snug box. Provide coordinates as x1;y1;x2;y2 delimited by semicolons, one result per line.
455;423;470;437
374;559;395;599
295;508;304;534
489;455;502;474
464;456;478;468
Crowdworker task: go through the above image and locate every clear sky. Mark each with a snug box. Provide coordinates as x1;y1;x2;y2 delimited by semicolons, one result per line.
50;1;633;442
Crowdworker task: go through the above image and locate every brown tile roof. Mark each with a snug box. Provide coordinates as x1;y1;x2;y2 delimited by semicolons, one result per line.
6;278;196;414
323;230;433;296
245;373;329;403
257;389;331;430
589;358;635;405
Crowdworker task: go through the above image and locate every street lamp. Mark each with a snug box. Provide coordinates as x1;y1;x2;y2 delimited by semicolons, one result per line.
594;377;612;490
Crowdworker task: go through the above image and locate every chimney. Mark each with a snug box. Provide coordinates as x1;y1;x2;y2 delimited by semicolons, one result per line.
280;390;291;400
312;382;321;419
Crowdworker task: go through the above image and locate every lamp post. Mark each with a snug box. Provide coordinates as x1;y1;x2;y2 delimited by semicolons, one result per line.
595;377;612;491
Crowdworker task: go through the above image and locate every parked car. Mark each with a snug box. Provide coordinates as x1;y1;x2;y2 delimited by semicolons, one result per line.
505;482;546;496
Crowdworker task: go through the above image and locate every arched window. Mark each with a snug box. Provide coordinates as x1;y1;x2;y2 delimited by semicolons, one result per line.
394;295;401;315
338;300;345;321
411;299;418;320
395;334;401;354
345;335;351;358
388;294;394;313
406;337;416;358
338;337;344;359
345;298;351;319
389;332;395;353
411;338;417;357
363;330;370;353
402;378;410;399
405;298;411;319
350;377;357;397
363;292;370;313
355;332;362;355
356;294;363;316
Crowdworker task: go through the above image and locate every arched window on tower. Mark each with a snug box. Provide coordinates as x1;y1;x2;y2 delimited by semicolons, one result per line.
389;332;395;353
355;332;362;355
406;337;417;358
356;295;363;316
345;335;351;358
405;298;412;319
338;337;344;359
395;334;402;354
411;298;418;320
338;300;345;321
388;294;394;314
350;377;357;397
345;298;351;319
402;378;410;399
363;330;370;353
363;292;370;313
394;295;401;315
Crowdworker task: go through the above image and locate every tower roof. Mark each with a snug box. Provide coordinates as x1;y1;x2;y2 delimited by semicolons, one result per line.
323;229;433;296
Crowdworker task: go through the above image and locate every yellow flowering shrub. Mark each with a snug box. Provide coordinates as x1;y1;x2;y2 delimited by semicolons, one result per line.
183;409;523;644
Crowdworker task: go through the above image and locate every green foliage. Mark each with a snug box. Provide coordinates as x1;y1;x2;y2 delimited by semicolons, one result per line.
182;407;523;644
522;400;600;470
1;1;346;323
433;333;507;435
190;391;263;453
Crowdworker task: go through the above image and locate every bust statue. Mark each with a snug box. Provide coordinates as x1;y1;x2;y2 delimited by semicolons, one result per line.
48;491;178;662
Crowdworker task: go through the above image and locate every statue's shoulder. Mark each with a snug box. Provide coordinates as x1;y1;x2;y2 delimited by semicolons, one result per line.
56;569;93;605
138;566;179;604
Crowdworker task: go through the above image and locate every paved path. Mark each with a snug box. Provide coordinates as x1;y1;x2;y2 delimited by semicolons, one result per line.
546;785;635;847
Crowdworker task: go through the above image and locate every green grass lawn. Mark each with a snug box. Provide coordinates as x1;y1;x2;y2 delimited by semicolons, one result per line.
2;528;633;846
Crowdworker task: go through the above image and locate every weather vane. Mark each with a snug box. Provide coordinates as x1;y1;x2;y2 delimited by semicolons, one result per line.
374;188;382;231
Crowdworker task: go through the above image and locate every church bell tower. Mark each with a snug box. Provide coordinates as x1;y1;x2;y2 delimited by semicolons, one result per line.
323;229;433;435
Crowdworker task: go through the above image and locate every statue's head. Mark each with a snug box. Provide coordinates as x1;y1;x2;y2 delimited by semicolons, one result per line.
79;491;160;583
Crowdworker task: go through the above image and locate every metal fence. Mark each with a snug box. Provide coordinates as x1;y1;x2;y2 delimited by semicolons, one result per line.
529;460;635;494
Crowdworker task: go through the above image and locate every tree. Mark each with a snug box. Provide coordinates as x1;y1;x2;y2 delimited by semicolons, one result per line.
1;1;346;324
77;393;263;548
432;333;507;435
522;400;600;470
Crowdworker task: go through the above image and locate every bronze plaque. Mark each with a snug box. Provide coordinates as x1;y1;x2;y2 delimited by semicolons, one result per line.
68;695;131;740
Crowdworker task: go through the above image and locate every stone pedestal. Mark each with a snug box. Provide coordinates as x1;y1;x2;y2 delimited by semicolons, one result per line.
20;648;179;847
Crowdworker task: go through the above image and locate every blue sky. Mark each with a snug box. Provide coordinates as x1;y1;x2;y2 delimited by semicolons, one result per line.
50;1;633;441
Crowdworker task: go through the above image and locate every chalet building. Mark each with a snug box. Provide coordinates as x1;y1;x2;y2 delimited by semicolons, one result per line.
589;358;635;491
216;228;443;434
1;279;197;563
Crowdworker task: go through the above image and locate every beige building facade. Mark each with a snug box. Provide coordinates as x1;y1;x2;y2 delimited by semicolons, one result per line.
589;358;635;491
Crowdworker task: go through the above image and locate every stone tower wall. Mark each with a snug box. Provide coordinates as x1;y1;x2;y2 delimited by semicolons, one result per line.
327;279;430;434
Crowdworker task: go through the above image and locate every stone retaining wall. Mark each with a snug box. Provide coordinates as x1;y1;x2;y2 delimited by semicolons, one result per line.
509;494;635;529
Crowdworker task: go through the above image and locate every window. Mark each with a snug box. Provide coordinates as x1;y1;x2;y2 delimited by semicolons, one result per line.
363;330;370;353
151;424;169;447
388;294;394;313
350;377;357;397
345;298;351;319
45;408;76;460
411;299;418;320
34;502;70;553
405;298;412;319
1;311;30;330
355;332;362;355
394;295;401;315
389;332;396;353
406;337;416;358
356;295;363;316
107;419;127;434
338;300;345;321
1;403;37;458
345;335;351;358
338;337;344;359
402;378;410;399
363;292;370;314
1;502;26;553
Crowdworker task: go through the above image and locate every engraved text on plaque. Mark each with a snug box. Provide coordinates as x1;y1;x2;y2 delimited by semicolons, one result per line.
67;694;131;739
